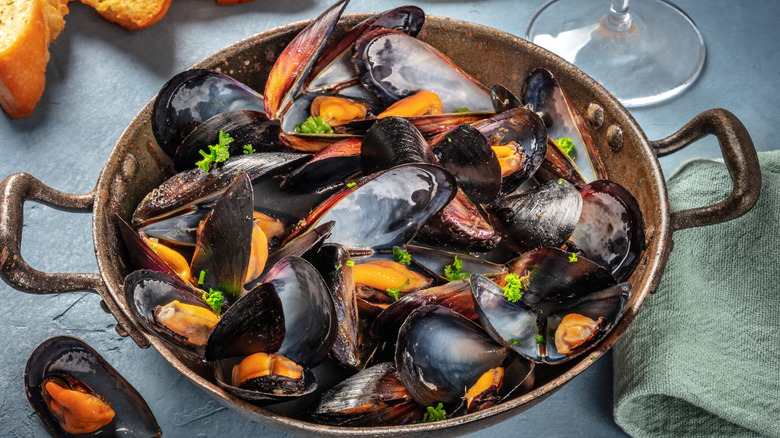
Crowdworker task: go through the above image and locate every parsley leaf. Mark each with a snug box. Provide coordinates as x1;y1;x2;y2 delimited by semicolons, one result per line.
502;273;529;302
196;131;233;172
455;107;471;113
393;246;411;265
202;288;224;314
568;253;578;263
417;403;447;423
294;116;334;134
243;144;256;154
508;339;520;346
554;137;576;158
197;270;206;285
444;256;469;282
346;182;356;188
346;260;355;267
535;334;544;344
386;279;410;301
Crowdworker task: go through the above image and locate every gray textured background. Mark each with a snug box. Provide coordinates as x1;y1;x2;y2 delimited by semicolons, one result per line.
0;1;777;437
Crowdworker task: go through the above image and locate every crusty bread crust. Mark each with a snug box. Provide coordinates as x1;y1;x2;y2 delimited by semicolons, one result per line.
0;0;69;119
79;0;172;31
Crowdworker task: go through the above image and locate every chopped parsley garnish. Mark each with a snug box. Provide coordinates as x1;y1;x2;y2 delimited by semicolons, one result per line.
202;288;224;314
502;273;529;302
554;137;576;158
242;144;256;154
393;246;411;265
196;131;233;172
197;270;206;285
444;256;469;282
455;107;471;113
535;334;544;344
417;403;447;423
294;116;333;134
508;339;521;346
568;253;578;263
387;279;409;301
346;182;356;188
590;356;598;361
346;260;355;267
336;263;342;270
558;178;564;185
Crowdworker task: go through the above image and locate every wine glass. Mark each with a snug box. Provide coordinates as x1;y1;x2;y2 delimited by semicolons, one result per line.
525;0;705;107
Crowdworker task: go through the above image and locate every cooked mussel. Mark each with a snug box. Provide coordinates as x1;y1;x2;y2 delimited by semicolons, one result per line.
26;336;161;437
395;305;512;406
308;362;424;426
152;69;265;157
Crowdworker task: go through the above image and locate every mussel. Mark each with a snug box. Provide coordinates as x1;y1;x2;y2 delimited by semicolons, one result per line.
26;337;161;437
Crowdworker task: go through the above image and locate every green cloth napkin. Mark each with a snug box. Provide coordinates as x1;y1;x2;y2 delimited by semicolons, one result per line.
613;150;780;438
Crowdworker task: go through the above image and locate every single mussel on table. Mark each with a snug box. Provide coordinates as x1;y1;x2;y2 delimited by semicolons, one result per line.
116;0;649;428
26;337;161;437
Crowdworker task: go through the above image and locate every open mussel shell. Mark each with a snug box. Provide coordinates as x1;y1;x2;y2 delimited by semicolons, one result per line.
536;136;588;188
124;270;213;356
396;305;511;406
305;244;360;369
544;283;631;362
409;113;490;137
137;208;206;248
204;282;286;362
523;67;602;182
417;189;501;252
289;163;457;252
152;69;265;157
117;214;180;278
190;172;253;301
26;336;161;438
472;107;548;195
280;138;362;194
282;93;378;135
360;116;435;175
131;152;310;226
571;180;645;282
406;244;506;281
173;110;283;172
308;362;424;426
213;357;317;403
264;0;348;119
506;247;616;308
431;124;502;204
369;279;477;341
488;179;583;253
305;6;425;98
264;256;337;368
490;84;523;113
353;28;493;112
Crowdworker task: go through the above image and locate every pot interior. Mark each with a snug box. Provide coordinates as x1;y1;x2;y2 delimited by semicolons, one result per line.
93;14;670;437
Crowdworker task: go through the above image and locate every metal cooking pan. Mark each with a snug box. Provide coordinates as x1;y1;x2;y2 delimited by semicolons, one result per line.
0;14;760;437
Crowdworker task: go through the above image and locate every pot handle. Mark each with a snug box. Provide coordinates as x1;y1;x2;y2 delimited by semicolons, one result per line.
0;173;150;348
651;108;761;231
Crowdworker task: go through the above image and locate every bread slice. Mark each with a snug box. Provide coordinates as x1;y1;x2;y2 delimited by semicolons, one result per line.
0;0;68;119
79;0;172;31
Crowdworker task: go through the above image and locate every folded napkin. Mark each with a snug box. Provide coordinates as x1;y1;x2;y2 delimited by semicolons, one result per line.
613;150;780;438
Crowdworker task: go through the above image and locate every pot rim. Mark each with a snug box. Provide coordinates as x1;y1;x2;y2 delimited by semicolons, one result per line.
92;13;671;437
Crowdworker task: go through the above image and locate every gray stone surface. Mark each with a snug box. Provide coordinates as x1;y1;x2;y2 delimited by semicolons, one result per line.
0;1;777;437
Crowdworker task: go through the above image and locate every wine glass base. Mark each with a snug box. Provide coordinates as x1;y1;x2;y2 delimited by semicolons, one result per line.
526;0;706;107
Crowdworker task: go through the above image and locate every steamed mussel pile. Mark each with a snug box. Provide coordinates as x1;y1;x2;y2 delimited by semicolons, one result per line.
119;0;645;426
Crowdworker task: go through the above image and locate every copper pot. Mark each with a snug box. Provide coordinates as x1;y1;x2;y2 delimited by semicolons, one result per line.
0;14;760;437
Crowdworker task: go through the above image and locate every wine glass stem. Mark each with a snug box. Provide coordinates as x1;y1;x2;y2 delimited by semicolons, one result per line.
607;0;632;31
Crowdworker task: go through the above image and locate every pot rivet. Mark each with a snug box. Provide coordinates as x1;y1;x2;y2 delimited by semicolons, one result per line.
607;125;624;152
586;103;604;128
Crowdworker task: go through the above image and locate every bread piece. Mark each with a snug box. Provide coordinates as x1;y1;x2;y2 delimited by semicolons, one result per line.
79;0;172;31
0;0;68;119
